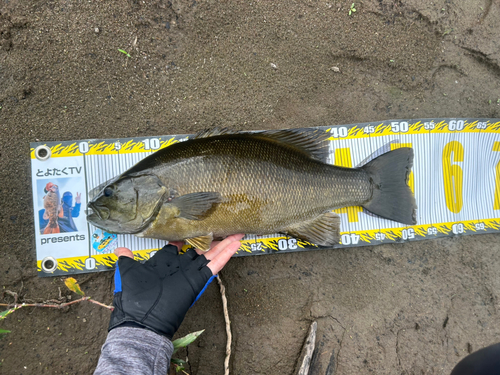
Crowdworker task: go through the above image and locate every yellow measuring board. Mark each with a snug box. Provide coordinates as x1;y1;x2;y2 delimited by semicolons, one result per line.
30;118;500;277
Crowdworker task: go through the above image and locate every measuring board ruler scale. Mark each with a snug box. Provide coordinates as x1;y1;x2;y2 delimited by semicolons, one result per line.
30;118;500;277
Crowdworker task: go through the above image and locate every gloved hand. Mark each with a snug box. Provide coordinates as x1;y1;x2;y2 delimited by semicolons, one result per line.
108;234;244;339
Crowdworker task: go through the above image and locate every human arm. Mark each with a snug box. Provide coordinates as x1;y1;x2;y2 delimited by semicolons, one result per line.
94;234;243;375
72;193;81;217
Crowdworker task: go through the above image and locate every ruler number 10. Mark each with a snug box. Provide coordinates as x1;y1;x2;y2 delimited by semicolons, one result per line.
143;138;161;150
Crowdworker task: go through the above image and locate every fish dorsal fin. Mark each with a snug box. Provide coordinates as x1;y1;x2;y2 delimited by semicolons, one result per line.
193;127;330;162
173;192;221;220
284;211;341;247
194;128;235;139
186;233;213;251
258;129;330;162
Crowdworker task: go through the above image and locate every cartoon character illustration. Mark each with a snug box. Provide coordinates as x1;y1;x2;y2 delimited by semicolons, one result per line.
91;229;118;254
42;182;62;234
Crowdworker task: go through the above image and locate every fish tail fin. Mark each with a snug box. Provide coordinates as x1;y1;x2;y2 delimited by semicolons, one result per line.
43;221;60;234
361;147;417;225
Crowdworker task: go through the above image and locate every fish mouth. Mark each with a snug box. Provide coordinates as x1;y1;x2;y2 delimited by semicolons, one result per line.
87;202;110;221
86;198;160;235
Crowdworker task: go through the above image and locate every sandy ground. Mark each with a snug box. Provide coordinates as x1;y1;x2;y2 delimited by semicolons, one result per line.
1;0;500;374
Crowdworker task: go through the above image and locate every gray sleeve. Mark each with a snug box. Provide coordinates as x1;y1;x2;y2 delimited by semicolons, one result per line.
94;327;174;375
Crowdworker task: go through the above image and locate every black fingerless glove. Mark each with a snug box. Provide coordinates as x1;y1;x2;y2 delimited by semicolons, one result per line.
109;245;213;339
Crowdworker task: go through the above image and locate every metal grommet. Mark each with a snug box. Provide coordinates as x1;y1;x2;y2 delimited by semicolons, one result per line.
41;256;58;273
35;145;51;161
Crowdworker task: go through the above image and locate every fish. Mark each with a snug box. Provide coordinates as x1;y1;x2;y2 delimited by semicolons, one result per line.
43;182;61;234
87;128;417;250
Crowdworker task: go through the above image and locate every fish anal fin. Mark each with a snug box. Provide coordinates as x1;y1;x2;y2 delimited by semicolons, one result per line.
258;129;330;163
285;211;341;247
186;233;213;251
174;192;221;220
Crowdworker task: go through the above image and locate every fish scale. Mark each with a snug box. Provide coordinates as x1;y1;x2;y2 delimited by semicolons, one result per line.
153;136;365;236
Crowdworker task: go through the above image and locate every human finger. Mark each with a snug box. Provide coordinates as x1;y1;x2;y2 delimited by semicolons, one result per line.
193;240;223;255
114;247;134;259
207;239;242;274
204;234;244;261
168;241;184;252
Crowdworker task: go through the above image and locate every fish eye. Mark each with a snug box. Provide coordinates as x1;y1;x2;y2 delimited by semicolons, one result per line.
103;187;114;197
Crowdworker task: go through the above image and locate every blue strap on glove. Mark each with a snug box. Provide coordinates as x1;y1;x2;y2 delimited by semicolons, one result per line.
114;262;216;305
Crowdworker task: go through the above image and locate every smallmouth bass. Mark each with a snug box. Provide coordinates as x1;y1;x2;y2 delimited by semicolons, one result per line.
87;129;416;250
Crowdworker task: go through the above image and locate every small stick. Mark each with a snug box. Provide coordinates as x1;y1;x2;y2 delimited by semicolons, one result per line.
296;321;317;375
88;298;114;310
107;82;113;100
0;297;113;311
0;297;89;309
5;290;18;304
217;274;231;375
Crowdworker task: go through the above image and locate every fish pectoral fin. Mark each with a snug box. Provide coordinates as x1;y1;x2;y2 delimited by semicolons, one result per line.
285;211;341;247
174;192;221;220
186;234;213;251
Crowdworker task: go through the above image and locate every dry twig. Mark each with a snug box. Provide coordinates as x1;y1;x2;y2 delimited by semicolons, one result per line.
0;291;113;311
217;274;231;375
